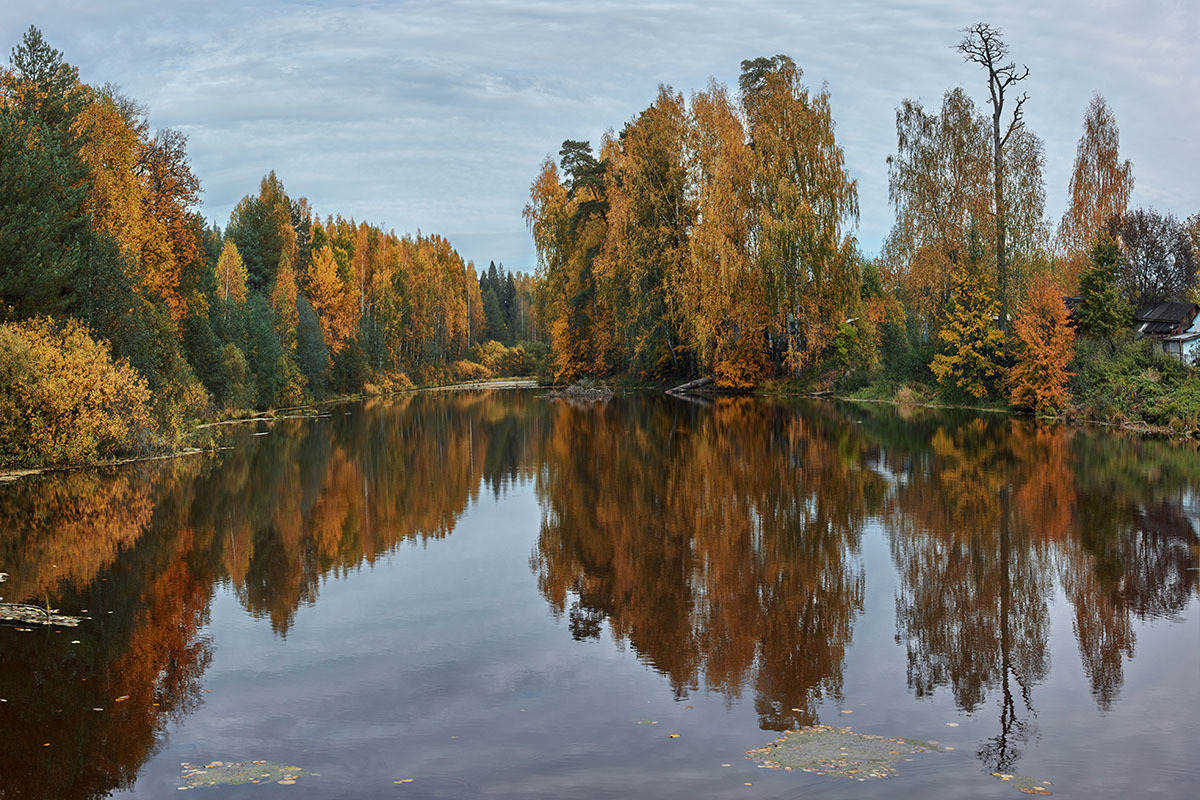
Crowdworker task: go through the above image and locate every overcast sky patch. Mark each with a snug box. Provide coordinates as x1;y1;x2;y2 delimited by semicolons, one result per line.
4;0;1196;270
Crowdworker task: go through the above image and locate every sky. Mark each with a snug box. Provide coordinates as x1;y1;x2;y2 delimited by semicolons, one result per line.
4;0;1197;272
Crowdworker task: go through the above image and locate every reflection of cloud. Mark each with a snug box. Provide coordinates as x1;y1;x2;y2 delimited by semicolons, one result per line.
9;0;1198;268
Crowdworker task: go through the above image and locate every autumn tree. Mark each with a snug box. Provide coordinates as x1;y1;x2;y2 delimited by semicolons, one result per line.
215;239;248;307
1056;95;1133;289
740;55;860;371
598;86;694;377
884;88;993;330
929;229;1006;399
305;242;358;354
1008;277;1075;413
683;80;765;387
958;22;1031;331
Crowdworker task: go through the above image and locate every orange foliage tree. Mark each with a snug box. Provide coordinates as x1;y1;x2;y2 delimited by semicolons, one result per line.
1056;95;1133;290
1008;277;1076;413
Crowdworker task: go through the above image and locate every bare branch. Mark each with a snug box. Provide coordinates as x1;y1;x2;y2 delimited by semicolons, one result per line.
1001;93;1029;148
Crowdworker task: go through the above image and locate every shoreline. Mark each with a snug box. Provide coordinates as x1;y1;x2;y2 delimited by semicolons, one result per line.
0;377;542;483
4;375;1194;482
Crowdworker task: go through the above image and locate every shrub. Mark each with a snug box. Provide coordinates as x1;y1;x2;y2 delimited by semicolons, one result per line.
0;317;156;467
452;359;493;381
1071;334;1200;432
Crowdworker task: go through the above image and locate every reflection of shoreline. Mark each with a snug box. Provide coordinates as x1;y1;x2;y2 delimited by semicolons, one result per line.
0;390;543;800
0;447;211;484
0;393;1196;798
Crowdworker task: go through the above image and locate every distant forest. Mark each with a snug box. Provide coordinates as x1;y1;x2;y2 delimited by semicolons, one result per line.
0;27;543;467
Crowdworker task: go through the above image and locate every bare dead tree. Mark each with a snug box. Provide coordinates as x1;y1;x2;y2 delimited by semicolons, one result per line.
958;22;1029;332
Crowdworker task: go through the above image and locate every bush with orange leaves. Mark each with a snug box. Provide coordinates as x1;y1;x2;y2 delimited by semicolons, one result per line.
0;317;155;467
1008;277;1077;414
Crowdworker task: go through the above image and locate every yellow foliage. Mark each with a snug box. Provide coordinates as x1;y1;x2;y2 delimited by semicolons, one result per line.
305;244;359;354
215;240;247;306
452;360;493;381
0;317;155;467
929;262;1007;399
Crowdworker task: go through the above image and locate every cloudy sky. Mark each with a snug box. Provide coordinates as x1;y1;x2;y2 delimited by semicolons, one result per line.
4;0;1197;271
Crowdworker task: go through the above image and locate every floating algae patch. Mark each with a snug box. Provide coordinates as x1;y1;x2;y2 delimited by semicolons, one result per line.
178;761;317;789
0;603;82;627
746;725;942;780
992;772;1054;795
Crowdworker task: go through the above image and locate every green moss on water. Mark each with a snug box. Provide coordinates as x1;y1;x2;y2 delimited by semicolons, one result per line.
178;761;315;789
746;725;942;780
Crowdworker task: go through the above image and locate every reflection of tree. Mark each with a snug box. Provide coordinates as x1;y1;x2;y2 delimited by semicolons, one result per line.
885;415;1200;771
0;390;540;799
0;460;213;800
2;391;1197;798
0;467;156;601
180;391;542;632
889;417;1053;772
1059;433;1200;708
533;397;878;730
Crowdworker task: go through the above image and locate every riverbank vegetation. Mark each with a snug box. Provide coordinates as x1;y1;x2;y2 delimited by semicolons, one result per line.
524;31;1200;432
0;27;544;468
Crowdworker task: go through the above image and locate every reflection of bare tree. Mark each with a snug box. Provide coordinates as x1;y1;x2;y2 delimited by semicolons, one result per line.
889;417;1053;773
533;397;878;730
884;414;1200;773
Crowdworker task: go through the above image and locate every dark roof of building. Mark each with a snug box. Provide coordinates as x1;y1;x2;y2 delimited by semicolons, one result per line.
1133;301;1199;337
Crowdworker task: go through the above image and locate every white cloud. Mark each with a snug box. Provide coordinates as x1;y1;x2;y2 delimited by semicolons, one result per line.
4;0;1197;269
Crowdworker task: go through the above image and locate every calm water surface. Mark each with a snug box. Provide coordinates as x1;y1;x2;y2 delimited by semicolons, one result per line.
1;391;1197;799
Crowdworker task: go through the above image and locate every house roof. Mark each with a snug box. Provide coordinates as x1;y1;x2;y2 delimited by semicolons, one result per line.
1133;301;1199;337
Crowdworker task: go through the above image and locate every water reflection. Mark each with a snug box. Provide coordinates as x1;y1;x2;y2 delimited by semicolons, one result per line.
0;391;1196;798
0;392;540;800
532;397;875;731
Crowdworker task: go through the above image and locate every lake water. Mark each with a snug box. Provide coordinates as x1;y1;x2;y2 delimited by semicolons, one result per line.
1;390;1197;799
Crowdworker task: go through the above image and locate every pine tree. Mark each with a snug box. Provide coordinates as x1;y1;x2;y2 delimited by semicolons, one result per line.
1076;235;1130;342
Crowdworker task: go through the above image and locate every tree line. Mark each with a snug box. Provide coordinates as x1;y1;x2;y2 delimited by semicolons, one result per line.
0;27;542;467
526;27;1200;421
